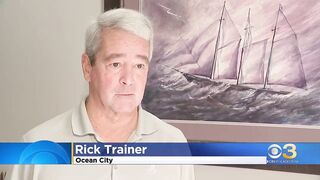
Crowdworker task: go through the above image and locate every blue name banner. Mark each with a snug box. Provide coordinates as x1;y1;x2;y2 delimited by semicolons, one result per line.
1;141;320;164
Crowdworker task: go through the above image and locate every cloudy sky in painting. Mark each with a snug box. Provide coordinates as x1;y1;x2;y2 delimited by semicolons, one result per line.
142;0;320;88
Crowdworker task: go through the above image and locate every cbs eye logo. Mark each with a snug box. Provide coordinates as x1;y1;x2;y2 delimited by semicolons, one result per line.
268;144;297;160
19;140;70;164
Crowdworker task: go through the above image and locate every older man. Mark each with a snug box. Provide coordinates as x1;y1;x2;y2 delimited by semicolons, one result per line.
9;8;194;180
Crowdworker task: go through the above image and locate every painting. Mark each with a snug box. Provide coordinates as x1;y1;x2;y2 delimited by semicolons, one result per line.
139;0;320;127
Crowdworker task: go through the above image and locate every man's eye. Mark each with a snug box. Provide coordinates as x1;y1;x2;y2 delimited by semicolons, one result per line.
111;63;120;68
136;64;145;69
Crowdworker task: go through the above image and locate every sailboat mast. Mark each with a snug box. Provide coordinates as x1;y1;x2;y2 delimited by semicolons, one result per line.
237;8;251;85
264;4;281;89
210;1;226;79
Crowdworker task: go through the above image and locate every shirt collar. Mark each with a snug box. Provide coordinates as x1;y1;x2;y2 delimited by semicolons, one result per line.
71;98;159;140
135;105;159;136
71;98;95;136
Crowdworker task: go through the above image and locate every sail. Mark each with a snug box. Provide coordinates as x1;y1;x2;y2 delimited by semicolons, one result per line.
176;33;216;77
214;40;241;79
267;35;307;88
240;39;267;84
212;6;241;79
265;5;307;88
177;2;241;79
237;8;253;85
192;35;218;77
190;22;219;61
274;5;297;42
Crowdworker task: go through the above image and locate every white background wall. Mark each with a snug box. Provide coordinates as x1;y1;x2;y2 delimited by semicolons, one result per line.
0;0;319;179
0;0;102;141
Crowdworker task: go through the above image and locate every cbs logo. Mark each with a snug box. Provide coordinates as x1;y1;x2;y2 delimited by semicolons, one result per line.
268;144;297;160
19;140;70;164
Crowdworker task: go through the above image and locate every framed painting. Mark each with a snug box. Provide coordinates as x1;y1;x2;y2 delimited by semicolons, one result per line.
103;0;320;174
104;0;320;142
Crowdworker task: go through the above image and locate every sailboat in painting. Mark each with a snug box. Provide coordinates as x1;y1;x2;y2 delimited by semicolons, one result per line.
176;2;307;93
177;1;241;81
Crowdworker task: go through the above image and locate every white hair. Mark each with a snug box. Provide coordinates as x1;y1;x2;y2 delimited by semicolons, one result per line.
85;8;153;64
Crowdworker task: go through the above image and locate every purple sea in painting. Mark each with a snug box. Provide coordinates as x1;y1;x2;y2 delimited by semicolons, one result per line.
141;0;320;125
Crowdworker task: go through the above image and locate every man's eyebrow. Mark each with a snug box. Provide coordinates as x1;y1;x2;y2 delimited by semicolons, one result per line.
104;53;125;61
136;55;149;64
103;53;149;64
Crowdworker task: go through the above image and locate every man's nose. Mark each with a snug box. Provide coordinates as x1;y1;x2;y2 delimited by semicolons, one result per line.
119;66;134;86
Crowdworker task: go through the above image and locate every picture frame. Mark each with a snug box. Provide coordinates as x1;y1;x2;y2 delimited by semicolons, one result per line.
103;0;320;142
103;0;121;11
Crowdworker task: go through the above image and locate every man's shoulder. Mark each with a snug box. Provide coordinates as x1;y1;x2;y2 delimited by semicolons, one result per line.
141;109;187;142
23;109;74;142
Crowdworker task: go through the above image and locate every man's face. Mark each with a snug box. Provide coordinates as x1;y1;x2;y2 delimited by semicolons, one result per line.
83;28;150;113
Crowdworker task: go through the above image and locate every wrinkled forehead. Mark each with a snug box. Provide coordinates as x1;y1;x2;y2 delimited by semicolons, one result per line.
100;28;149;47
97;28;150;61
102;27;150;42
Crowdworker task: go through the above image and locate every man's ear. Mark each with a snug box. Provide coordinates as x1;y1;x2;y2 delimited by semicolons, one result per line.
81;53;92;82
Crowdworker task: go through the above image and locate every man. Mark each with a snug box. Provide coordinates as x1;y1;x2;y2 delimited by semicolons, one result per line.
9;8;195;180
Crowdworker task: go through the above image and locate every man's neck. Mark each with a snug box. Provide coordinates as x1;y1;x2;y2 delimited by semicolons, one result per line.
85;96;138;142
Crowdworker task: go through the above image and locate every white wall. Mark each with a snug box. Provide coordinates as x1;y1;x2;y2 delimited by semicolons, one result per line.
0;0;102;141
0;0;102;176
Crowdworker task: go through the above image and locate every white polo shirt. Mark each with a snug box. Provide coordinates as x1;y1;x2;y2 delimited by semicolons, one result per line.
9;99;195;180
